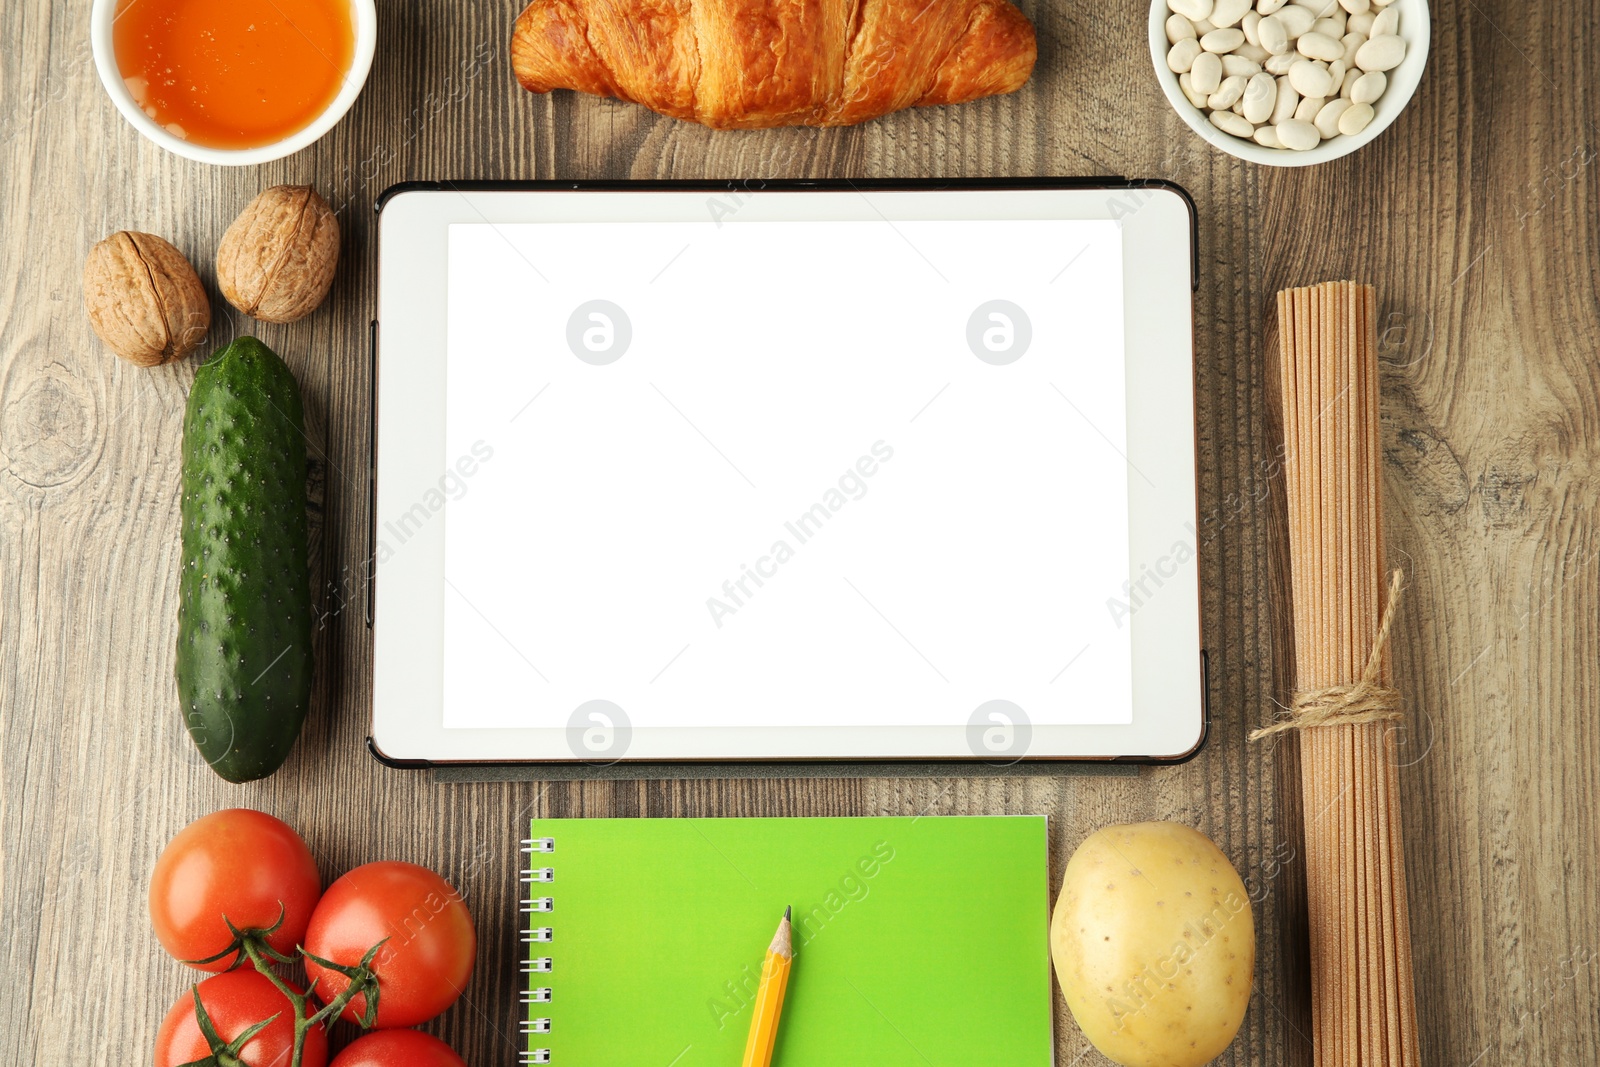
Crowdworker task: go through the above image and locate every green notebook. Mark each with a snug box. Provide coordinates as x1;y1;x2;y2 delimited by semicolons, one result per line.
520;816;1052;1066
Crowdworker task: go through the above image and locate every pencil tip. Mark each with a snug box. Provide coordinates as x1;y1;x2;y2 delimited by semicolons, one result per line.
773;906;795;958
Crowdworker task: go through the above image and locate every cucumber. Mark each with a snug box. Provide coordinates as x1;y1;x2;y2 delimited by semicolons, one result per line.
177;337;313;783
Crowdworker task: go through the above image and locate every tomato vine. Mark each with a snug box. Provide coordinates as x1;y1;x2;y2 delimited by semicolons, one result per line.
176;906;386;1067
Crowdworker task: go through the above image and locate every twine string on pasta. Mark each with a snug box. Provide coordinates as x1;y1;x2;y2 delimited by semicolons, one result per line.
1250;569;1406;741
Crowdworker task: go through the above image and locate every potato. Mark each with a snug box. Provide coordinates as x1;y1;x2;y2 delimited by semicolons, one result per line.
1051;822;1254;1067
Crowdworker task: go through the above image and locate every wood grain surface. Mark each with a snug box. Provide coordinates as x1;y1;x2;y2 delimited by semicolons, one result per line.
2;1;1596;1065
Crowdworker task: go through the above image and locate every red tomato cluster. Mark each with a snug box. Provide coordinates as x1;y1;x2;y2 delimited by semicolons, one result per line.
148;809;476;1067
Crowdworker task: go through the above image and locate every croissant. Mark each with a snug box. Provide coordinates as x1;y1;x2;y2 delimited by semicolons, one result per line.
510;0;1037;129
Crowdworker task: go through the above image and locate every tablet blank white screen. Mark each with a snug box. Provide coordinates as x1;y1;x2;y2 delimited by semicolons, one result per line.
437;218;1131;730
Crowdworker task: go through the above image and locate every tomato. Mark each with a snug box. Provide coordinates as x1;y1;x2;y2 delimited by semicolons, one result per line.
304;861;476;1028
154;970;328;1067
329;1030;467;1067
150;808;321;971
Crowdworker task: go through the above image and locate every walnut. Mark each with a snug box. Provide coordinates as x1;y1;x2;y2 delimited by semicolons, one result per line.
82;231;211;367
217;185;340;324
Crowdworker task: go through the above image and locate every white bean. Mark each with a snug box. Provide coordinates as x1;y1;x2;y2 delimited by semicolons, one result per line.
1210;0;1254;27
1350;69;1387;103
1167;13;1197;42
1275;5;1316;37
1338;0;1370;12
1167;38;1203;73
1169;0;1214;20
1258;14;1291;53
1291;0;1337;16
1314;97;1352;137
1242;10;1262;45
1342;31;1367;61
1257;0;1288;13
1340;67;1362;97
1312;15;1346;38
1237;41;1271;61
1210;109;1256;138
1271;76;1300;122
1288;58;1334;97
1355;34;1406;71
1254;125;1284;148
1327;58;1346;86
1294;94;1324;121
1265;51;1297;74
1276;118;1321;150
1209;74;1248;108
1179;72;1211;107
1201;27;1247;51
1243;71;1278;122
1348;10;1375;34
1338;101;1375;134
1297;30;1344;60
1193;17;1217;33
1191;50;1224;93
1371;6;1399;36
1222;53;1263;75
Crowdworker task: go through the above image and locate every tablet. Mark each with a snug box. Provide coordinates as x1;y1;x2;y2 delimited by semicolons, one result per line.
371;180;1203;766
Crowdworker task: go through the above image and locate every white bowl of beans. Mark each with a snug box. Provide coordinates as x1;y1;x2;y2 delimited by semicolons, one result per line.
1149;0;1429;166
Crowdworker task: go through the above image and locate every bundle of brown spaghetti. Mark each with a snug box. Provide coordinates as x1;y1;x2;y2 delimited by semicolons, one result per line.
1259;281;1420;1066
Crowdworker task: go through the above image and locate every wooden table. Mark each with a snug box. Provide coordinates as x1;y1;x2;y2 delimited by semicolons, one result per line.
3;1;1596;1064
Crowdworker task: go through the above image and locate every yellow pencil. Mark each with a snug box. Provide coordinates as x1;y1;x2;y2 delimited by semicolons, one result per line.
740;906;794;1067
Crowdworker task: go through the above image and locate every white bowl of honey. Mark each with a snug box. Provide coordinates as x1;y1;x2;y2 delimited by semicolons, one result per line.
91;0;376;165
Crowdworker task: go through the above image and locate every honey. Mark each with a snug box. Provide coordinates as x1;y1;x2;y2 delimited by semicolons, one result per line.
113;0;355;149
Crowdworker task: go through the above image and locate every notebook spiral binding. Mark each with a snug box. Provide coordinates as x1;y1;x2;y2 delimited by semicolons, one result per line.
521;837;555;1063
